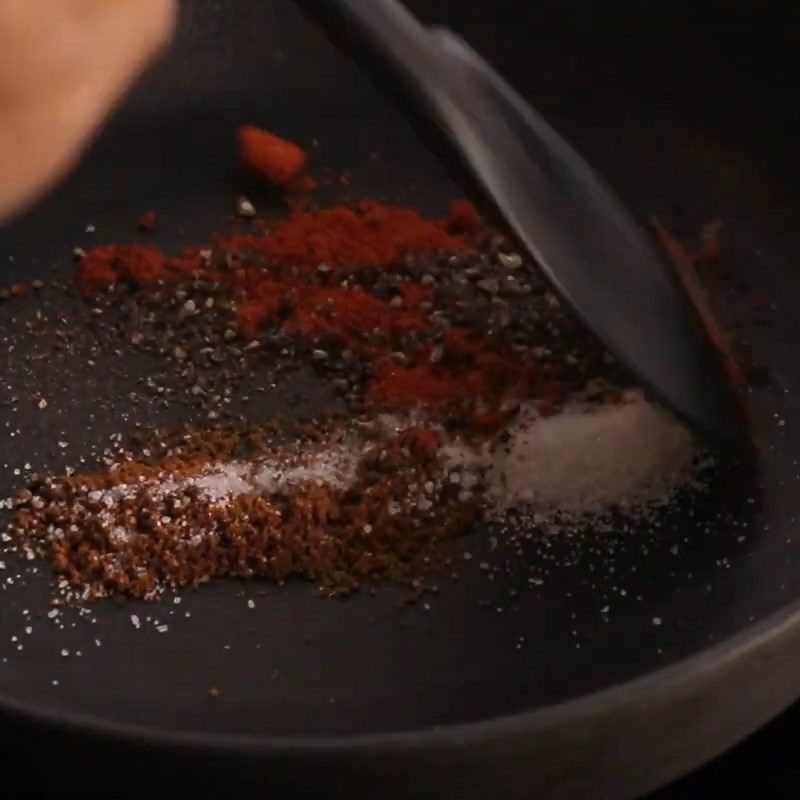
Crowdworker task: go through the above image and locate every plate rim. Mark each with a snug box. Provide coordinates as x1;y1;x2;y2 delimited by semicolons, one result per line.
0;600;800;797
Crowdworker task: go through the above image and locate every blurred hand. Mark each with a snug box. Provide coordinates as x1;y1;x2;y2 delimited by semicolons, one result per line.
0;0;177;222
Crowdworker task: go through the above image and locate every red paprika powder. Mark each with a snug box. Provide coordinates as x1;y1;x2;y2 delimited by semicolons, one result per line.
77;244;165;293
237;125;308;187
447;199;482;233
652;219;745;389
221;200;471;274
74;190;551;416
138;210;156;232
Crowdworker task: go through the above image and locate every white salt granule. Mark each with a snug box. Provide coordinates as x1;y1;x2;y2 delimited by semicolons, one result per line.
443;392;696;514
188;462;250;500
86;445;360;511
253;446;358;493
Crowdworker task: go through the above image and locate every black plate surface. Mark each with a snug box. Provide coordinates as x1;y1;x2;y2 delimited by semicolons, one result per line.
0;2;798;798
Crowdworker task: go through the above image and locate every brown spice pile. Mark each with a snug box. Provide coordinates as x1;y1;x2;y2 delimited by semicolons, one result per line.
11;420;478;600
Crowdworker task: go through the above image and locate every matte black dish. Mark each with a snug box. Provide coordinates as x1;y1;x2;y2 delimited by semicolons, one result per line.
0;2;798;798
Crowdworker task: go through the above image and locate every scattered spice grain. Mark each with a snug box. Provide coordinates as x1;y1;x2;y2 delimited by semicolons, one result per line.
138;210;156;232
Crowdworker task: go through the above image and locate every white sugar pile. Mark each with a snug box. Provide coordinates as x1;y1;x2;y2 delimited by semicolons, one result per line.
442;392;698;515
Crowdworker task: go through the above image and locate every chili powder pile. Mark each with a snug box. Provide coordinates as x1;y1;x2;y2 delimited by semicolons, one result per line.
74;197;571;417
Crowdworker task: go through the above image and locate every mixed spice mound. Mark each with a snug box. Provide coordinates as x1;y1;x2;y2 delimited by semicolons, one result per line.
6;130;715;602
11;393;696;602
12;420;480;601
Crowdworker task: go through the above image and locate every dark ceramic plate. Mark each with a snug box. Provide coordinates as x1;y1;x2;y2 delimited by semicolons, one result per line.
0;2;798;798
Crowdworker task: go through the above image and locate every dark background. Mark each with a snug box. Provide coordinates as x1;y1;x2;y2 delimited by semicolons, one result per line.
1;1;799;798
653;705;800;798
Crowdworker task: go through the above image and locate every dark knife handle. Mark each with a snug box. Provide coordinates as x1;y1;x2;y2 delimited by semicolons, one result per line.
296;0;436;102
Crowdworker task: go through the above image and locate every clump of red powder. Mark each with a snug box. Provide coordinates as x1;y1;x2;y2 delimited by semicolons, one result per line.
238;126;308;187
